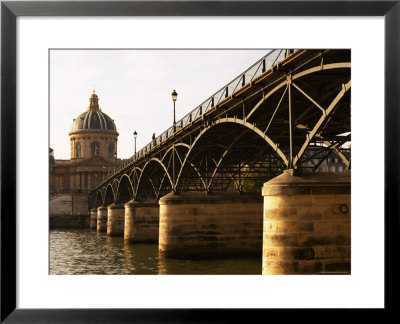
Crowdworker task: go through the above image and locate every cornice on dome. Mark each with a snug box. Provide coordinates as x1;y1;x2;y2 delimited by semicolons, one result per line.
69;129;119;136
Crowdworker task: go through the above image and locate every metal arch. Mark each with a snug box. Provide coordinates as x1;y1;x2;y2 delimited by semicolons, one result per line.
175;117;289;187
128;166;142;179
245;62;350;122
118;173;134;192
112;178;119;187
187;162;207;190
160;142;190;164
217;117;289;166
158;143;191;192
147;177;159;199
245;61;351;169
246;79;288;120
136;157;173;194
165;148;207;191
104;182;117;204
101;186;107;202
116;173;134;202
293;80;351;167
95;190;104;207
157;143;191;192
206;129;249;191
112;179;119;202
174;146;187;167
177;117;288;189
128;167;143;194
292;62;351;81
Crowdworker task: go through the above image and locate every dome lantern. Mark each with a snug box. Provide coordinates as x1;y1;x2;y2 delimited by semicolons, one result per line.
88;90;100;111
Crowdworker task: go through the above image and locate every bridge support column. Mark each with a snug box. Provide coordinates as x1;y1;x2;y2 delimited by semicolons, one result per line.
107;204;125;237
124;200;160;243
89;208;97;229
97;206;107;232
159;192;263;259
262;171;351;275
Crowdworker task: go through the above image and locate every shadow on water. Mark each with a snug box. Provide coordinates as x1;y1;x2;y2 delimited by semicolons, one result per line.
49;229;262;275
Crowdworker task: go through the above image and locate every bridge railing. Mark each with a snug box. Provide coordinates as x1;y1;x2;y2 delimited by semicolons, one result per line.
101;49;289;185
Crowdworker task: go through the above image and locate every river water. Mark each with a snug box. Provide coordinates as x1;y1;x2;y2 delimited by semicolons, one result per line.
49;229;262;275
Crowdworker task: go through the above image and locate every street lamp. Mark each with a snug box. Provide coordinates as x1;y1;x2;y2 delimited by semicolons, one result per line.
171;90;178;193
171;90;177;131
133;130;137;159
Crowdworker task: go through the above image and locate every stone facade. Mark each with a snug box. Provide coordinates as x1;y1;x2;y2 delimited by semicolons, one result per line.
50;91;126;229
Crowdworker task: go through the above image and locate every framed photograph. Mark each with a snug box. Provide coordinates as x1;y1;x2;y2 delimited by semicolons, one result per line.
1;0;398;321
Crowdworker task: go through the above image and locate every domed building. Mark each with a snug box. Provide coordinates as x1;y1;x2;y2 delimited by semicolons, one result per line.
70;91;118;161
50;91;124;196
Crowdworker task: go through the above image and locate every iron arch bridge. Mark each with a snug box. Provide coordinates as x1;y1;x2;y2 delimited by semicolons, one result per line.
91;49;351;207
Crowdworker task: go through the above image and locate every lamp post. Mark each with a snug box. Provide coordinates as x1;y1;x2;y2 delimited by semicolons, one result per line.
171;90;178;193
171;90;177;131
133;130;137;159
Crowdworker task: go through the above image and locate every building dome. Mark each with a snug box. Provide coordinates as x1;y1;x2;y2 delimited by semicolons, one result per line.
70;91;117;133
71;110;117;132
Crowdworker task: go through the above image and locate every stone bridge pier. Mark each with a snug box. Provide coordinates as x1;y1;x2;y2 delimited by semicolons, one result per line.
124;199;160;243
90;208;97;229
262;171;351;275
107;204;125;237
96;206;108;232
158;192;263;259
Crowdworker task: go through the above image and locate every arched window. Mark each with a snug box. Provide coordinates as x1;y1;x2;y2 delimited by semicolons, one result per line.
91;142;100;157
75;143;81;158
109;143;114;158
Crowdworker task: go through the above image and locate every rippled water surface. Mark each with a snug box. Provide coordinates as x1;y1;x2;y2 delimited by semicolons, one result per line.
50;229;262;275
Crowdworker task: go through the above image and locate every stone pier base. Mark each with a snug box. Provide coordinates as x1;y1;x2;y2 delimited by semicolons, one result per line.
107;204;125;237
97;206;107;232
89;208;97;229
262;171;351;275
159;192;263;259
124;200;160;243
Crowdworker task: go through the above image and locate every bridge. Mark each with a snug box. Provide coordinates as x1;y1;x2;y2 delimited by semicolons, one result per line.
89;49;351;275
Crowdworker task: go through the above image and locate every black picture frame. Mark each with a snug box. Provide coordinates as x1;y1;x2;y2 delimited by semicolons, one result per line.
1;0;398;322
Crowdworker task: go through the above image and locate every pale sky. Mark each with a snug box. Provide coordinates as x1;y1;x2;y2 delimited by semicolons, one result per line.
50;49;269;159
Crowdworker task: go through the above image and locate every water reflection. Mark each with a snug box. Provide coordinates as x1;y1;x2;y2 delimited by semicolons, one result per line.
49;229;261;275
